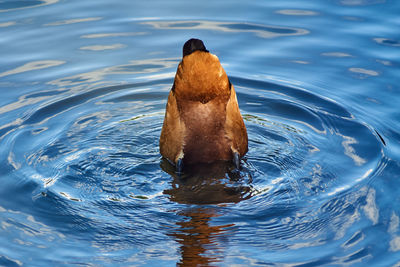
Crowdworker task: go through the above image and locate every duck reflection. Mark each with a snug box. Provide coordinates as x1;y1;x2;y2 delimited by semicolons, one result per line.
162;159;252;204
170;207;230;266
162;160;252;265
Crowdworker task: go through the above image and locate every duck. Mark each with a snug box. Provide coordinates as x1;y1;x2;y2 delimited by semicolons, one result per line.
159;38;248;172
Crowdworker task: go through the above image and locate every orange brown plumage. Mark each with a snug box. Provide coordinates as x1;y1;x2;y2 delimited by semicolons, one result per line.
160;39;248;169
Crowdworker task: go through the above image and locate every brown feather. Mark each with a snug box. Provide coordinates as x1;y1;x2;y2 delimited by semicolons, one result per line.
160;47;248;165
174;51;230;103
159;90;185;163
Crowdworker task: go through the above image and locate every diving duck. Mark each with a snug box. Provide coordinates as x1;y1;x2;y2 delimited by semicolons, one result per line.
160;38;248;172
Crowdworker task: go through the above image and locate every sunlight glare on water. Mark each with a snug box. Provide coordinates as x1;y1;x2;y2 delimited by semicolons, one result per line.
0;0;400;266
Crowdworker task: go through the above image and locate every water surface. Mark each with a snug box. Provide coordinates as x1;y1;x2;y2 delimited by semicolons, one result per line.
1;0;400;266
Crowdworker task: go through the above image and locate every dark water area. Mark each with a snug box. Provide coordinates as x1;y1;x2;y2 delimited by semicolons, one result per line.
1;0;400;266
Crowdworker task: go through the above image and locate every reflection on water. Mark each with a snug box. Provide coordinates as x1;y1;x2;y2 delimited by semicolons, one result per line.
81;32;147;39
0;60;65;78
349;67;380;78
80;43;126;51
170;207;231;266
0;0;399;265
48;58;177;87
0;21;16;27
162;161;251;265
0;0;58;12
389;212;400;252
162;160;253;205
142;20;309;38
44;17;102;26
339;133;367;166
276;9;318;16
339;0;386;6
321;52;353;58
373;38;400;47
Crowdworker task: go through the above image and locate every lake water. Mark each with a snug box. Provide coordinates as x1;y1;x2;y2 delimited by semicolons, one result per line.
1;0;400;266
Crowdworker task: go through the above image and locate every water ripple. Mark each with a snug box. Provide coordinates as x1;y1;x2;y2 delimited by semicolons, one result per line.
142;20;309;39
1;0;399;265
44;17;103;26
0;0;58;12
0;60;65;78
0;67;389;266
374;37;400;47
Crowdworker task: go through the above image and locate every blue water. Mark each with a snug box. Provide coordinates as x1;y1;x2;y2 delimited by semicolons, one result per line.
1;0;400;266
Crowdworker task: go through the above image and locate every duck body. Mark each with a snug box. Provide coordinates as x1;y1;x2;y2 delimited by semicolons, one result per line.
160;39;248;169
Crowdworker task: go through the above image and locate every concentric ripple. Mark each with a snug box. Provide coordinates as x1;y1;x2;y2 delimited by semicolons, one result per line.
213;77;387;264
0;74;387;264
235;76;385;198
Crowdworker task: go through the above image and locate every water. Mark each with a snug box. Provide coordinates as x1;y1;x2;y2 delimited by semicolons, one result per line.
1;0;399;266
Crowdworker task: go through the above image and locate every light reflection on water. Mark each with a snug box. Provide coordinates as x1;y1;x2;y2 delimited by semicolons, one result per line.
142;20;310;38
0;0;399;266
44;17;102;26
0;0;58;12
0;60;65;78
